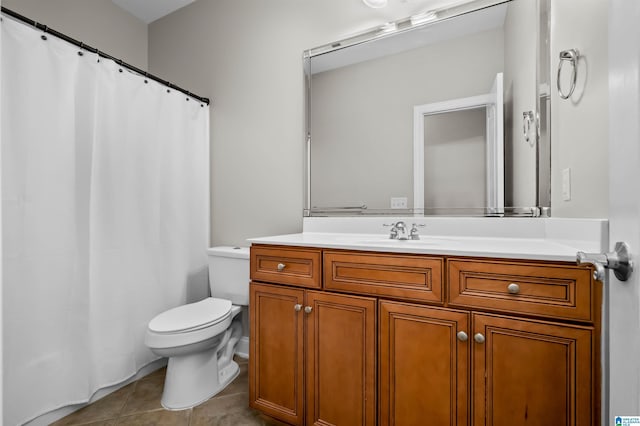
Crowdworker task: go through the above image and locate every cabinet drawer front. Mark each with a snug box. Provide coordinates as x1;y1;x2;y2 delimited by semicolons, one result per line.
324;251;444;303
251;245;321;289
448;259;594;322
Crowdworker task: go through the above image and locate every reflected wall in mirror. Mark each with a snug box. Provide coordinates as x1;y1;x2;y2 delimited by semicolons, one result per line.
305;0;550;217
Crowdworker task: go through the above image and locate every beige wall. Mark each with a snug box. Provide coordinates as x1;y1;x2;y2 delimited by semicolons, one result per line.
2;0;148;69
550;0;608;218
151;0;609;246
3;0;606;250
148;0;461;246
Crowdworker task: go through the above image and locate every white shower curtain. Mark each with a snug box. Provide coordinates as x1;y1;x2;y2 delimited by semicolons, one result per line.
1;16;210;425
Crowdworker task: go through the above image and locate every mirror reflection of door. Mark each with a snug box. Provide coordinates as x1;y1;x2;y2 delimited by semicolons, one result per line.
423;108;487;211
413;73;504;215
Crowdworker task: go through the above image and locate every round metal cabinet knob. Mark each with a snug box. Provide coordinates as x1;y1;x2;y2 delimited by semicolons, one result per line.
277;263;286;271
294;304;302;312
304;306;313;314
507;283;520;294
474;333;485;344
457;331;469;342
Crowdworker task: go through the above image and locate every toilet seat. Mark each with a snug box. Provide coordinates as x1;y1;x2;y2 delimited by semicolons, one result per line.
149;298;232;334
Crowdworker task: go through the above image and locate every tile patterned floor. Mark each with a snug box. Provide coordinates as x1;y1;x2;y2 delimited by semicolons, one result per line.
52;358;288;426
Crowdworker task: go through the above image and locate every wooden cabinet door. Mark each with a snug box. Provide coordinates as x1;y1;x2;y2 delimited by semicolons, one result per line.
305;291;376;426
472;313;594;426
250;282;305;426
379;301;470;426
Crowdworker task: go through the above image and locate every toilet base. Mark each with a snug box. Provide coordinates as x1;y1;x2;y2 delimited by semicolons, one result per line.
161;348;240;410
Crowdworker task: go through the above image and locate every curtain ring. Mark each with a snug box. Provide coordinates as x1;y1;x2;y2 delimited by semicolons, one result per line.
557;49;579;100
40;25;49;40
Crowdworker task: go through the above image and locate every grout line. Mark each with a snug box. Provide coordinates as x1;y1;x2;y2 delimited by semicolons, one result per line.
115;378;138;420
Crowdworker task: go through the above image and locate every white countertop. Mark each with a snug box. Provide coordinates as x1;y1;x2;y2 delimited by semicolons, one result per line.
249;232;592;261
247;217;609;262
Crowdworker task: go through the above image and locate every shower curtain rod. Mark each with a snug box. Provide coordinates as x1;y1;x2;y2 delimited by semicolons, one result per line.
1;6;211;105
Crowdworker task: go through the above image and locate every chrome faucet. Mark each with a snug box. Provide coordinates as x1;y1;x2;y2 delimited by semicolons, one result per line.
384;221;408;240
384;222;426;240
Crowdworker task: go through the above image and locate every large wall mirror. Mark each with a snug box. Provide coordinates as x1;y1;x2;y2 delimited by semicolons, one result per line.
304;0;550;217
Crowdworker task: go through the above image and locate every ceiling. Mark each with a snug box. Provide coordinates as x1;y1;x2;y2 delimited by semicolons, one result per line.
111;0;197;24
112;0;469;25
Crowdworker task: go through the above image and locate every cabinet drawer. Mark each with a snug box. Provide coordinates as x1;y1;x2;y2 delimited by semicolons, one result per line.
448;258;595;322
251;245;322;289
324;251;444;303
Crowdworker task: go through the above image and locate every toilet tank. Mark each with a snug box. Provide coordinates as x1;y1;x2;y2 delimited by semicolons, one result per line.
207;246;250;305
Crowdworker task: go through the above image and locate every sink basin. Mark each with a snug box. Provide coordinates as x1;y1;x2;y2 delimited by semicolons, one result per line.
356;237;452;246
321;233;455;249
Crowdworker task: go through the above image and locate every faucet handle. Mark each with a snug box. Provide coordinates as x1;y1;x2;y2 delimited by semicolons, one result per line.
409;223;426;240
383;223;399;239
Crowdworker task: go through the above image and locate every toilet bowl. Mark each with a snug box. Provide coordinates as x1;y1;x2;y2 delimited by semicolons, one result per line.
144;247;249;410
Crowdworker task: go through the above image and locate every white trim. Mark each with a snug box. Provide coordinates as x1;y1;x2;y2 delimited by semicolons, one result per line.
487;73;504;213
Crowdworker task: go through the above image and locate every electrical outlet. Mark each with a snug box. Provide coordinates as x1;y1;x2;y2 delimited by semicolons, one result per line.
390;197;408;209
562;168;571;201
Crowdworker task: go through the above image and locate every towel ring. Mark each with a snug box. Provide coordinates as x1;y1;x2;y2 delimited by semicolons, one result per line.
557;49;580;99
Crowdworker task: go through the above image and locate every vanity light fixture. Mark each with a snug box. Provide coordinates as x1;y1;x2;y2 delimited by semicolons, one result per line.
379;22;398;33
363;0;388;9
410;11;437;26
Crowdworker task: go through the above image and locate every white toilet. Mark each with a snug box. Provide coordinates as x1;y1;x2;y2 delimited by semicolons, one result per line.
144;246;249;410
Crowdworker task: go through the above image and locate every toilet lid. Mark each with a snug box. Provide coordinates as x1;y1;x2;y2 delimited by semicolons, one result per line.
148;297;232;334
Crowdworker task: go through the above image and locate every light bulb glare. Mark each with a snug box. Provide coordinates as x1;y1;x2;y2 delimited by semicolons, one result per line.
410;11;438;26
363;0;388;9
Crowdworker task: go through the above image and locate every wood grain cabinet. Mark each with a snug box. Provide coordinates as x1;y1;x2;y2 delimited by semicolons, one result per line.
377;302;595;426
472;313;595;426
324;251;444;304
378;301;470;425
249;283;305;425
249;281;376;426
251;245;322;289
249;245;600;426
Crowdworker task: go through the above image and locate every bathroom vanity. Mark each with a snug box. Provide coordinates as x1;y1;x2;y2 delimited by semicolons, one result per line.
247;219;604;426
259;1;609;421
